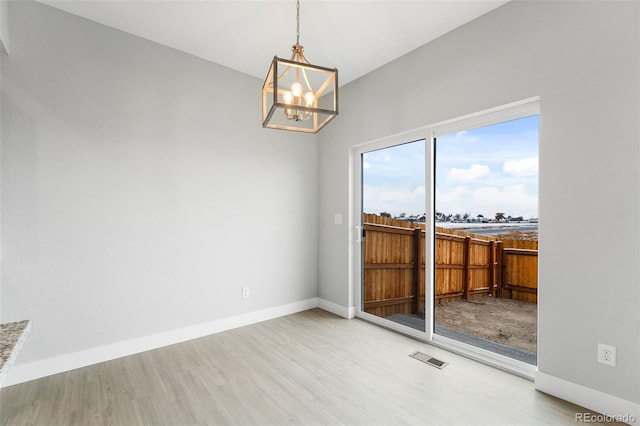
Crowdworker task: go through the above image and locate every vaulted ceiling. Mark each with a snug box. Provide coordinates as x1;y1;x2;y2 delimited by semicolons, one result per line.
39;1;509;86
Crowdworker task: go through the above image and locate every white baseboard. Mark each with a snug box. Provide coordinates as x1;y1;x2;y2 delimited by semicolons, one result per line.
536;371;640;425
3;298;319;387
317;298;355;319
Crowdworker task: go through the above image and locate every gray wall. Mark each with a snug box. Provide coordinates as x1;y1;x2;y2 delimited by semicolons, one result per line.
1;1;318;364
0;0;8;54
3;0;639;410
318;1;639;404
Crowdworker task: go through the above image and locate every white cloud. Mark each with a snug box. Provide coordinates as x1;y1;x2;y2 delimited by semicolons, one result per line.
503;157;538;178
449;164;490;182
455;130;478;142
435;184;537;219
363;185;426;216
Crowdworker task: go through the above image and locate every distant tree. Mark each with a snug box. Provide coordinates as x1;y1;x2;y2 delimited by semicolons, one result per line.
477;214;484;218
380;212;391;218
462;213;470;220
453;213;461;222
398;212;406;218
495;212;506;221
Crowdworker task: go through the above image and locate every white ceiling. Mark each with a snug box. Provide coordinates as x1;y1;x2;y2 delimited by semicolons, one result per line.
39;0;509;86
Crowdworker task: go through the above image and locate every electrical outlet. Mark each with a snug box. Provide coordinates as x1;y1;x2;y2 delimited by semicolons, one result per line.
597;343;616;367
242;287;250;299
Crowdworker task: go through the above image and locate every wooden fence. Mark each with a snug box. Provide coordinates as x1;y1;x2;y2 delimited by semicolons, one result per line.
362;214;538;318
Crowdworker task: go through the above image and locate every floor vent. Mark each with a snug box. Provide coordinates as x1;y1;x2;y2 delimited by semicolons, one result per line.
410;351;448;369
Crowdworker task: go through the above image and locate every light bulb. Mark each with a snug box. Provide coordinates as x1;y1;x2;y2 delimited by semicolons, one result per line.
304;92;315;107
291;82;303;97
282;91;293;105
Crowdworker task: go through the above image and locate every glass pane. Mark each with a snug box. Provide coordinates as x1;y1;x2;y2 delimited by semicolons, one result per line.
362;139;426;332
434;115;539;365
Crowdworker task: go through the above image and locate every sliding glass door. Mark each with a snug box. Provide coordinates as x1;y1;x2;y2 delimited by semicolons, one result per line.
433;114;539;366
353;98;539;376
354;131;431;338
425;99;540;376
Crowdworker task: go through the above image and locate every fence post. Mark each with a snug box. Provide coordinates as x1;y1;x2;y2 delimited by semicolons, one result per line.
462;236;471;300
488;240;495;296
412;228;421;313
496;241;503;298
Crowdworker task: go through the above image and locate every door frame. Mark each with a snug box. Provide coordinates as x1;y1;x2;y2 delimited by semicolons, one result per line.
429;98;540;378
351;97;540;379
353;127;434;342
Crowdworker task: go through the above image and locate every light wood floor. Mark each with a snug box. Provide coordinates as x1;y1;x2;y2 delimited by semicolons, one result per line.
1;309;610;425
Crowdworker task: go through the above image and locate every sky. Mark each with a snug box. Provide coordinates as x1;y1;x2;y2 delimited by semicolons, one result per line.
362;115;539;219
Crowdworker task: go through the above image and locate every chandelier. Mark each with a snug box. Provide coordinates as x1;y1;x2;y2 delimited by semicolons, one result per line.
262;0;338;133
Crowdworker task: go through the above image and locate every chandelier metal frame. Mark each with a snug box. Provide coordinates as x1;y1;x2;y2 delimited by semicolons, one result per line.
262;0;338;133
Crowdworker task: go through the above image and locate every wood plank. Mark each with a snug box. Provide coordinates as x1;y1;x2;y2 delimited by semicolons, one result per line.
435;291;464;300
364;263;413;269
488;240;495;296
435;264;493;270
0;309;598;425
364;223;417;236
412;228;421;314
435;232;467;242
435;264;465;269
503;283;538;294
503;248;538;256
496;241;504;299
364;295;415;309
462;236;471;300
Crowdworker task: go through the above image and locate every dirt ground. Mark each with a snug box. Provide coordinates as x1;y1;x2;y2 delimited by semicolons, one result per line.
435;295;537;353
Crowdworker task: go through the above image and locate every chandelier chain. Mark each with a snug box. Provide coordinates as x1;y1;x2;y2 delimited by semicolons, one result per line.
296;0;300;45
